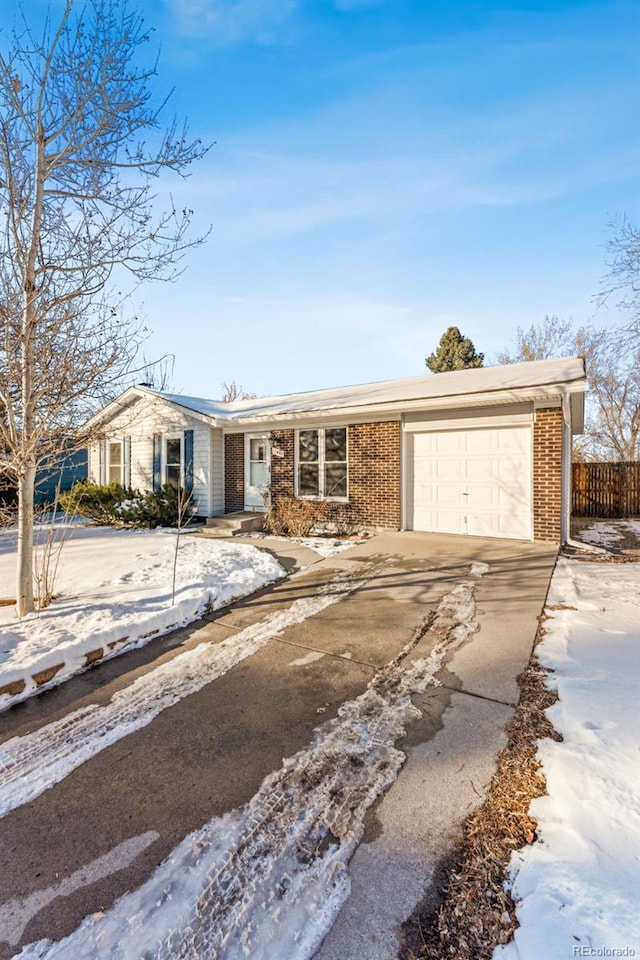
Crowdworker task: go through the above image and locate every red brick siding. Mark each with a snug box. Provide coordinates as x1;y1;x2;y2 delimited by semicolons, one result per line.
270;429;296;502
224;434;245;514
345;421;401;528
533;407;563;542
269;422;401;530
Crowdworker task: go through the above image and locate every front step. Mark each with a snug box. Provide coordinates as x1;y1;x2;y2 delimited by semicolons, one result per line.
203;511;265;537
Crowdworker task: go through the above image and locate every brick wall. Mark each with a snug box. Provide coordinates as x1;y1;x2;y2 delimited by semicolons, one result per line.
269;422;401;530
533;407;563;542
270;429;296;502
227;416;563;540
224;434;244;513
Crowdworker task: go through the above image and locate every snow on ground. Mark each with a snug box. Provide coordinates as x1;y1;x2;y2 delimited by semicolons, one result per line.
293;536;366;558
13;564;486;960
573;518;640;551
494;557;640;960
0;565;381;818
0;525;285;708
237;532;367;558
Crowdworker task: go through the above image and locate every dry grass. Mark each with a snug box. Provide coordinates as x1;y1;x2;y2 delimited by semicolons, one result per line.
570;517;640;558
399;637;561;960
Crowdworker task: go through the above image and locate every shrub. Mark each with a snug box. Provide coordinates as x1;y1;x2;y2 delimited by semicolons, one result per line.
60;480;195;528
60;480;132;525
263;495;328;538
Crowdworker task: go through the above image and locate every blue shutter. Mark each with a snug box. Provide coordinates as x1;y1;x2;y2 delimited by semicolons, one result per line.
124;436;132;488
152;434;162;491
98;440;106;485
184;429;194;494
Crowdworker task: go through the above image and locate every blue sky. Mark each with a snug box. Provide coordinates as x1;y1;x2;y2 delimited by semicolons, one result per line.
7;0;640;397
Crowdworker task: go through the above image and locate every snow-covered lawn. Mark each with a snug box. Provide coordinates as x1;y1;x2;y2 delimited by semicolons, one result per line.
0;525;285;709
495;556;640;959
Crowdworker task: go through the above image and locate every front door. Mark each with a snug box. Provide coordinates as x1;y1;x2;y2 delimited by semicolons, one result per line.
244;433;271;510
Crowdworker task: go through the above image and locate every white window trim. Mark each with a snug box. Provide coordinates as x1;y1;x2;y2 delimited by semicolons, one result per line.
294;427;349;502
107;439;124;485
164;434;184;488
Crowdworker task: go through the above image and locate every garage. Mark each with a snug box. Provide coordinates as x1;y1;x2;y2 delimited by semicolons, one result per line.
406;424;533;541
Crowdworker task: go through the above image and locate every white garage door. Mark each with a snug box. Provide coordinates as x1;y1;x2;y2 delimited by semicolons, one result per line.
408;426;532;540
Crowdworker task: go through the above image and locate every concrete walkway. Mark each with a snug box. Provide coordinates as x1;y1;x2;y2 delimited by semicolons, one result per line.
0;532;556;959
314;533;557;960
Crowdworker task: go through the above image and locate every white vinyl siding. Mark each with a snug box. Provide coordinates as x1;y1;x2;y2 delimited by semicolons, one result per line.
407;425;532;541
88;396;219;517
210;428;225;516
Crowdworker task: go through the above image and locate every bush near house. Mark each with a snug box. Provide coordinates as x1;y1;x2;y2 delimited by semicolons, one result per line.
263;495;363;538
60;481;195;528
263;495;329;537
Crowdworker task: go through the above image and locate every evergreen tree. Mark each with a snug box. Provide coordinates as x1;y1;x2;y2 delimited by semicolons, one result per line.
426;327;484;373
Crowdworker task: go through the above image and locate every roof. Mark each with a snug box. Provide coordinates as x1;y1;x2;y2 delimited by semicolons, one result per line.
88;356;587;430
156;356;586;421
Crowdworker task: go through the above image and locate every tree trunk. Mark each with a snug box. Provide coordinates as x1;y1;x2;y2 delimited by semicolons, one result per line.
16;463;36;616
15;118;46;618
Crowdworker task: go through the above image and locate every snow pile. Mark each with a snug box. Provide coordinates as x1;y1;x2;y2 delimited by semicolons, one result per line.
15;565;486;960
0;527;285;708
494;557;640;959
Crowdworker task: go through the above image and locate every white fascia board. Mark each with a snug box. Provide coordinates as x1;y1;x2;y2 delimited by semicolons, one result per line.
569;390;585;435
535;386;585;436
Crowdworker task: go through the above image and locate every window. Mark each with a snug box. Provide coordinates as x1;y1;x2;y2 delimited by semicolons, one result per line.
108;441;123;484
153;430;193;493
166;437;182;489
297;427;347;500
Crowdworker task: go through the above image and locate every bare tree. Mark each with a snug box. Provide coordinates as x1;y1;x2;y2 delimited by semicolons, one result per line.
220;381;257;402
495;315;576;364
137;353;175;392
496;319;639;461
597;216;640;346
584;335;640;461
0;0;208;616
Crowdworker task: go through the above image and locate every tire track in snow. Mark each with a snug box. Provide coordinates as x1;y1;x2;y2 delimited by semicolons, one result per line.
15;566;486;960
0;564;384;820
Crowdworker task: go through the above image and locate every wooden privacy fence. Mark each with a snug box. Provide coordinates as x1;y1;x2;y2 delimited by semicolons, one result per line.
572;462;640;518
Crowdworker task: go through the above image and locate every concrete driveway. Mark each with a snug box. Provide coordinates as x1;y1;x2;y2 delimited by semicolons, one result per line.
0;532;556;959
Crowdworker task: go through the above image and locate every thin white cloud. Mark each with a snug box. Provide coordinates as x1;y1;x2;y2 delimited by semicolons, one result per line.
163;108;635;247
164;0;300;45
